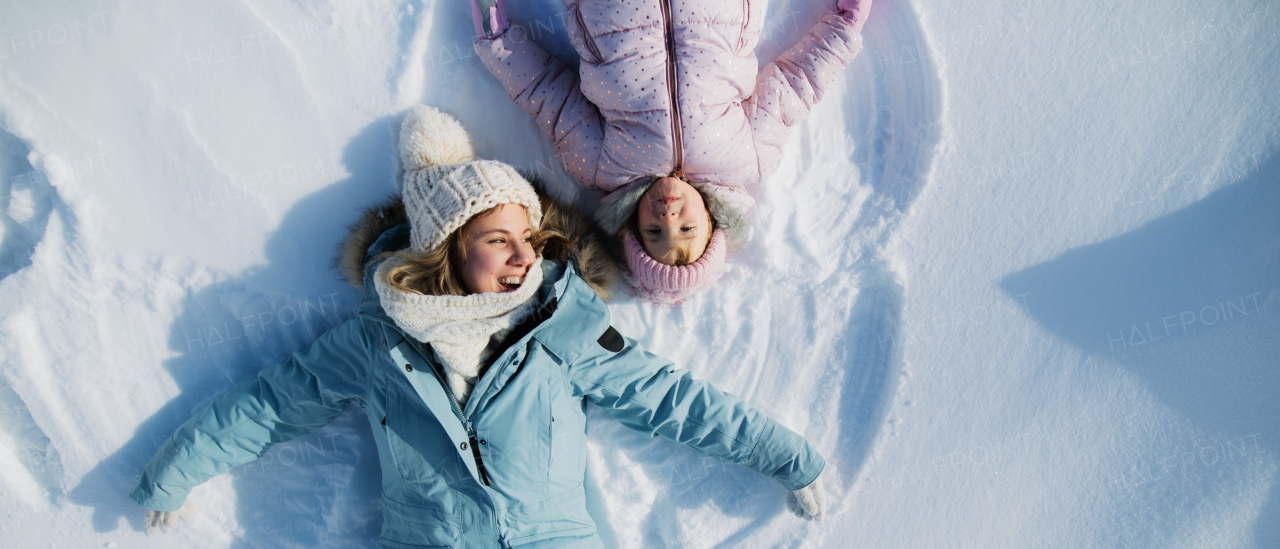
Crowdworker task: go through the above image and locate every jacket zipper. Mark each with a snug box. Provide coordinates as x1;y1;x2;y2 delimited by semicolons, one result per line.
573;5;604;64
360;312;493;486
658;0;684;177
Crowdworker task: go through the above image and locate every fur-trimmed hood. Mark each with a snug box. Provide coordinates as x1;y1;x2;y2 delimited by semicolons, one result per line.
336;176;621;300
592;177;752;250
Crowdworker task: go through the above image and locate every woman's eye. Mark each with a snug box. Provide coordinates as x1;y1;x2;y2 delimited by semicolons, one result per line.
679;226;694;232
645;229;661;235
490;239;506;244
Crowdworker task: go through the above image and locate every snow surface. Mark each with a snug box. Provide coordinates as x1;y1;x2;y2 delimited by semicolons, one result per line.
0;0;1277;547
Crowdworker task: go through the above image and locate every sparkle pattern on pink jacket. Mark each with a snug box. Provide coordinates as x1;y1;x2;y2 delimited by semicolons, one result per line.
475;0;863;219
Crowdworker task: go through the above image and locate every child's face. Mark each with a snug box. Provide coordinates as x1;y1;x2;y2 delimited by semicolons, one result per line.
637;177;712;265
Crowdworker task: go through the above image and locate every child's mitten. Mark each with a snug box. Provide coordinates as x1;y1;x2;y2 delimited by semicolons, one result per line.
470;0;510;39
786;475;828;521
835;0;873;34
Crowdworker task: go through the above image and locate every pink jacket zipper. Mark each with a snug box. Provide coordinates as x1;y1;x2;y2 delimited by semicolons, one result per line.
658;0;684;178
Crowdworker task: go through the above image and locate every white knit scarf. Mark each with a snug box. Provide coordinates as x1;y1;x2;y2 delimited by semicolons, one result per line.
374;256;544;404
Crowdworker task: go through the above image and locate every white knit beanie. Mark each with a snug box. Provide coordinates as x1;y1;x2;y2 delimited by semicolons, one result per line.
399;105;542;253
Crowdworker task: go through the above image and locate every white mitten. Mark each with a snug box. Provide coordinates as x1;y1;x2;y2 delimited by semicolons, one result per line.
143;499;195;535
786;475;827;521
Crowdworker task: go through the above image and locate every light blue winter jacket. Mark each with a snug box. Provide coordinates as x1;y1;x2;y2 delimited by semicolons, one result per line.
131;199;824;548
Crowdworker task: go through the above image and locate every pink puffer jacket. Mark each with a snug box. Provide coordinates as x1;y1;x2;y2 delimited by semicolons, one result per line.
475;0;863;244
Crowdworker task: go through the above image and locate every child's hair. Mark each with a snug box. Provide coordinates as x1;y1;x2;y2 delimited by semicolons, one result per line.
663;241;695;266
627;184;717;266
378;204;565;296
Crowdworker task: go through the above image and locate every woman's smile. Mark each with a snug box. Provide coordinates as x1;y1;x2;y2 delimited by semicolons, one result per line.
498;274;526;291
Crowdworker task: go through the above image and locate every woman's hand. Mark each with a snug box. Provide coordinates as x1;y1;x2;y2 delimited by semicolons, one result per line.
836;0;873;34
786;475;827;521
144;509;176;535
143;499;195;535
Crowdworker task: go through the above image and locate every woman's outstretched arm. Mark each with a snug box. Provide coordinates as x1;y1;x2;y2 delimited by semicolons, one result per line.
130;318;376;513
552;310;825;494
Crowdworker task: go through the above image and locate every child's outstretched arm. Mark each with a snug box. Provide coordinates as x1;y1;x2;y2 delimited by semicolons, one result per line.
745;1;870;179
471;1;605;188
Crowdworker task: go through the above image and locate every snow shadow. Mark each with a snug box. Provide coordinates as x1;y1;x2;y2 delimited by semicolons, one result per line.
0;129;70;510
830;262;904;479
0;372;66;508
386;0;426;91
0;129;56;283
823;0;941;500
823;0;940;507
846;0;942;219
1000;153;1280;545
68;118;404;546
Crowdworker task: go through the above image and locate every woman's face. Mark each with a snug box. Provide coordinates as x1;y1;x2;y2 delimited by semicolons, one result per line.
460;204;537;294
637;176;712;264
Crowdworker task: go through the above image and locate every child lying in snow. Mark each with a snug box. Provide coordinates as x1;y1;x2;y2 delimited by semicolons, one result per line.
470;0;871;304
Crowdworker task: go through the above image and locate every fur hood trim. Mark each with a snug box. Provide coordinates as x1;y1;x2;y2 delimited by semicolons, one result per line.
592;177;752;250
336;175;621;300
592;176;653;238
694;183;751;250
337;198;406;288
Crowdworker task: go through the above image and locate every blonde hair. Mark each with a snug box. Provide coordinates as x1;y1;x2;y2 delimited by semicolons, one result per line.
379;204;566;296
667;246;693;266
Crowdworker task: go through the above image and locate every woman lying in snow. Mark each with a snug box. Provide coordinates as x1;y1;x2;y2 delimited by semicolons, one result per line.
471;0;872;304
132;106;828;547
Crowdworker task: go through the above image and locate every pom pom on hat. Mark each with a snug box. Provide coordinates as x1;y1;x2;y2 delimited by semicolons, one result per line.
397;105;541;253
624;228;727;305
399;105;476;171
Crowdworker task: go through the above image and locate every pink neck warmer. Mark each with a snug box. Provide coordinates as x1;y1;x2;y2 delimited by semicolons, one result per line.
624;228;727;305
